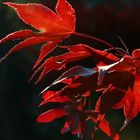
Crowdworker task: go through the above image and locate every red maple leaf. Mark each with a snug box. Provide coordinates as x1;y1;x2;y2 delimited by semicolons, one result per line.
1;0;139;140
30;43;119;83
38;87;120;140
0;0;75;68
97;49;140;129
36;47;121;139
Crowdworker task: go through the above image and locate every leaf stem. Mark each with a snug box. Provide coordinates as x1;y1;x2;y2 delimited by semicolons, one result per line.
74;32;124;55
117;35;129;55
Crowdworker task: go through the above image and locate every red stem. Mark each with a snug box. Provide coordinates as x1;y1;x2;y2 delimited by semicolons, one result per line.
73;32;124;55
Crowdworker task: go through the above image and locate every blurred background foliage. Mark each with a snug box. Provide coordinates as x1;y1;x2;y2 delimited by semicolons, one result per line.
0;0;140;140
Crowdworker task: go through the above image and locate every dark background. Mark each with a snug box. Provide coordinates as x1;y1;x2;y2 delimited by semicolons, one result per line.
0;0;140;140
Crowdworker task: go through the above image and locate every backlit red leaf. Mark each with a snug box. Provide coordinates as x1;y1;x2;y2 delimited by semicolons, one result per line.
31;51;91;83
56;0;75;31
0;36;49;62
33;39;61;69
124;74;140;120
60;44;119;64
42;90;56;100
39;91;70;106
4;2;60;32
37;108;68;123
61;121;70;134
132;49;140;67
0;29;35;44
4;1;75;36
98;119;120;140
132;49;140;59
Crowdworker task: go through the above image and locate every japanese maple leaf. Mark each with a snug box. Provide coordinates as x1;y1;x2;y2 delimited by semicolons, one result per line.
37;88;95;139
97;49;140;128
38;89;120;140
0;0;75;68
37;61;121;140
29;43;119;83
33;44;120;140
